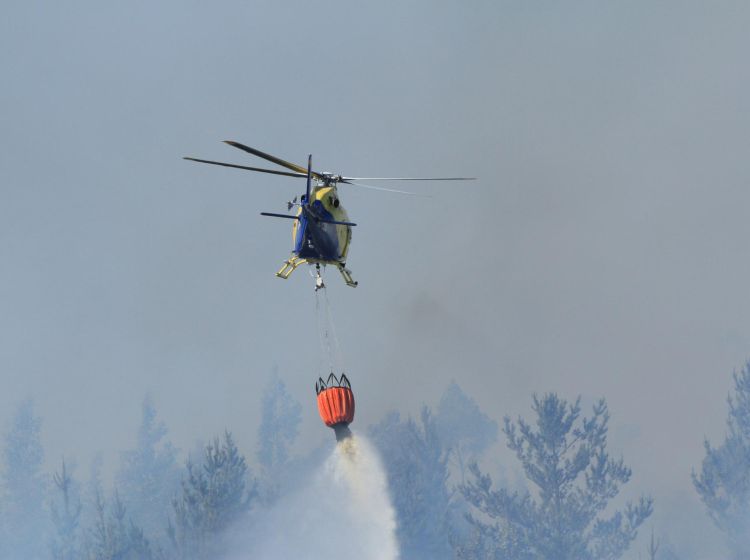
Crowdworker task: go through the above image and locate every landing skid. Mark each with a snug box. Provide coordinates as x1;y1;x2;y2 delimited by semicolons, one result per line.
336;263;358;288
276;256;307;279
275;257;358;288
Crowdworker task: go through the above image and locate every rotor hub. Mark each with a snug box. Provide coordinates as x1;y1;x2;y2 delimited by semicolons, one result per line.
319;172;342;187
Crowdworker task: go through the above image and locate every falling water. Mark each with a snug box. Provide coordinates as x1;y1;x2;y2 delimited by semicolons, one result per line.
226;434;399;560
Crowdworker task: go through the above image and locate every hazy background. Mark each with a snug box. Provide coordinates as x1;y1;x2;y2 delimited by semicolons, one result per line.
2;1;749;557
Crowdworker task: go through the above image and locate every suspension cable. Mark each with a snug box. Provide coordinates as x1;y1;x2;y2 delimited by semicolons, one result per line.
322;286;346;373
312;266;345;376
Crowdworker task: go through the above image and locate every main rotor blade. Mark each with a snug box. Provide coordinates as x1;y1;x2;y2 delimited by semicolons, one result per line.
341;176;477;181
341;180;430;197
260;212;300;220
306;154;312;205
318;218;357;227
224;141;322;179
184;157;306;178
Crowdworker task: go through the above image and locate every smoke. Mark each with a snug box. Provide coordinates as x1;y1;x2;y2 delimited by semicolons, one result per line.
225;434;398;560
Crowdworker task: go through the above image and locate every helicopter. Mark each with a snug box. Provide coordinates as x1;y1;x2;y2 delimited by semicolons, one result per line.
184;141;475;287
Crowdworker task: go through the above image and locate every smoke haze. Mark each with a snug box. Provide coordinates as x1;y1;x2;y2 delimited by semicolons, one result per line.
2;1;750;557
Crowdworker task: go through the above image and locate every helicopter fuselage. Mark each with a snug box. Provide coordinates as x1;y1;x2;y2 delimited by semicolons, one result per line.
292;185;352;264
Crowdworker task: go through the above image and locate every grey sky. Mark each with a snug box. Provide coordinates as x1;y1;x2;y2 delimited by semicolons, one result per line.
2;1;749;557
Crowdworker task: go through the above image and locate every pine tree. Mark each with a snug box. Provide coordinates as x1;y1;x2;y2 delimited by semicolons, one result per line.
646;528;660;560
370;408;454;560
1;399;49;559
435;381;498;484
693;362;750;558
50;459;82;560
86;490;152;560
116;397;180;544
461;393;652;560
168;432;254;559
255;373;301;504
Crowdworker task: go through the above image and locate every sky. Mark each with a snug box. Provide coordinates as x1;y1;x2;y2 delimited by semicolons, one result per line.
2;1;750;557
